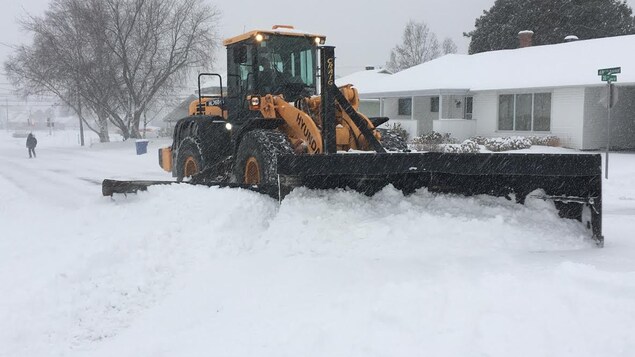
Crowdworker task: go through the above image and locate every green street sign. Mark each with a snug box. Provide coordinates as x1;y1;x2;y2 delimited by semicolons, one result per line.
598;67;621;76
602;74;618;82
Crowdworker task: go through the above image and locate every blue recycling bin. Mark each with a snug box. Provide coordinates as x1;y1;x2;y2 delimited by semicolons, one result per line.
135;139;149;155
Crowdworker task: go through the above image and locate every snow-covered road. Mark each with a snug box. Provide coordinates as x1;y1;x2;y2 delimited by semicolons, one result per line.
1;131;634;357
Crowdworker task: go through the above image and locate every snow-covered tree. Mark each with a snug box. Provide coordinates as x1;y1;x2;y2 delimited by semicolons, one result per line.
442;38;458;54
465;0;635;54
5;0;221;140
386;20;441;72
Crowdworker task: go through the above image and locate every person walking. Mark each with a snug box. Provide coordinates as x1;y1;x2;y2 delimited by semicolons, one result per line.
26;133;37;158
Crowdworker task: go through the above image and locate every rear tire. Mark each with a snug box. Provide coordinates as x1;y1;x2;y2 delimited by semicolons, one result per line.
378;128;408;151
176;137;205;182
233;130;293;186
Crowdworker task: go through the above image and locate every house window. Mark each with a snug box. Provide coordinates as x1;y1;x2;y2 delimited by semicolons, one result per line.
398;98;412;116
498;93;551;131
464;96;473;119
498;95;514;130
533;93;551;131
515;94;532;131
430;97;439;113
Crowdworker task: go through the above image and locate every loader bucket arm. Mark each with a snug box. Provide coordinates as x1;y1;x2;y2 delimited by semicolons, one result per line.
329;83;385;153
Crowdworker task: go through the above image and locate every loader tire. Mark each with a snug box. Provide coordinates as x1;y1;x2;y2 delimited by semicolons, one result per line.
176;137;205;182
234;129;294;186
378;128;408;151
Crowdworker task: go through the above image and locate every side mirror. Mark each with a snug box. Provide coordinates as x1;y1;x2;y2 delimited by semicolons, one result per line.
233;46;247;64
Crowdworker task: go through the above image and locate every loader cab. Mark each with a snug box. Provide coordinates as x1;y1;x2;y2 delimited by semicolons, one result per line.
225;26;325;122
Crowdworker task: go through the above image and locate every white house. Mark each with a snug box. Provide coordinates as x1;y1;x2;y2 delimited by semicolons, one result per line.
354;34;635;150
335;67;391;117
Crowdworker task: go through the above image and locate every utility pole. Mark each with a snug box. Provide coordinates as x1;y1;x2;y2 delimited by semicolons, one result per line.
77;84;85;146
5;98;8;132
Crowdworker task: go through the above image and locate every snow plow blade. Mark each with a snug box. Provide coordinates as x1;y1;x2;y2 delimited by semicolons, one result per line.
277;152;604;246
102;179;176;196
101;179;276;197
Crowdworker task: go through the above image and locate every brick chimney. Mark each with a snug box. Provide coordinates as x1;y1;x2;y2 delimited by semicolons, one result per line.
518;30;534;48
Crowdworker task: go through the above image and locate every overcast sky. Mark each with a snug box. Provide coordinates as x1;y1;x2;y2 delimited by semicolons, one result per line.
1;0;634;84
0;0;508;82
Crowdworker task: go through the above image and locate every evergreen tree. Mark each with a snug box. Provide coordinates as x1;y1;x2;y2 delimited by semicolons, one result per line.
465;0;635;54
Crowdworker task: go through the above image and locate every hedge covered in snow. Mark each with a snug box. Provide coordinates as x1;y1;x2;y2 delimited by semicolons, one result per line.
470;135;560;152
410;131;457;151
410;132;560;153
442;140;481;153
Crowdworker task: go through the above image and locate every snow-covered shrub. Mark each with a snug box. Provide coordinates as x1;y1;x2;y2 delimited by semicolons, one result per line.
386;122;409;142
410;131;457;151
442;139;481;153
469;136;489;145
470;135;560;151
481;136;532;152
528;135;560;147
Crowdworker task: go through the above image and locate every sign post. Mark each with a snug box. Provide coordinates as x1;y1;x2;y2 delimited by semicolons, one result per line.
597;67;621;179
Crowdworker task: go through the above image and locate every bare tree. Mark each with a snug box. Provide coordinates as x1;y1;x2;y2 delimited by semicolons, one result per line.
386;20;440;73
5;0;113;141
442;38;458;55
101;0;220;138
4;0;220;141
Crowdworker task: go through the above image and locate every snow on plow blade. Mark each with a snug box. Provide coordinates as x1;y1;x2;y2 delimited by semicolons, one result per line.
277;152;604;246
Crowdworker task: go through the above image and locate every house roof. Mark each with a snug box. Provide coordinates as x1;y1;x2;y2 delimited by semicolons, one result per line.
335;68;392;94
361;34;635;98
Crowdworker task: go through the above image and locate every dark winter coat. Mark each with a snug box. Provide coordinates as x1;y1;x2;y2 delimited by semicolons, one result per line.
26;134;37;149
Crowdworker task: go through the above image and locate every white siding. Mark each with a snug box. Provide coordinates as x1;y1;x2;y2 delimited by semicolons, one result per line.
413;96;433;134
381;96;436;137
382;97;399;119
551;87;585;149
384;119;419;140
358;99;380;117
382;97;418;138
383;97;410;120
433;119;476;141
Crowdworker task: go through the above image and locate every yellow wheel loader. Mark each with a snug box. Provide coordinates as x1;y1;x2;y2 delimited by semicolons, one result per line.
103;25;604;246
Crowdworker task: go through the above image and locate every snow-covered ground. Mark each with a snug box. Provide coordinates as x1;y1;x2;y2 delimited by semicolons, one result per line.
1;130;634;357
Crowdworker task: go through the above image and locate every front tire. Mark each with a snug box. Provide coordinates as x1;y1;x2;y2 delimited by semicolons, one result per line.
175;137;205;182
233;130;293;186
